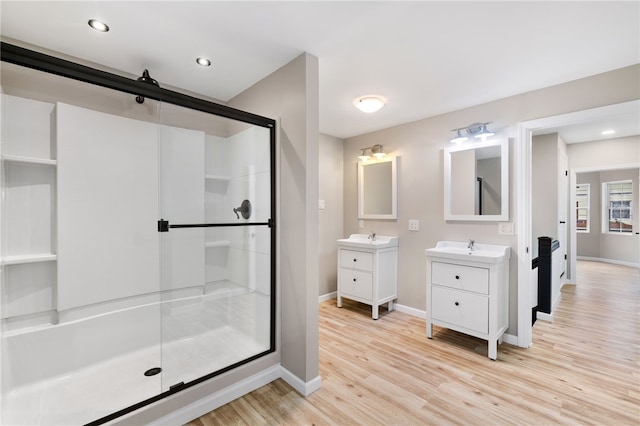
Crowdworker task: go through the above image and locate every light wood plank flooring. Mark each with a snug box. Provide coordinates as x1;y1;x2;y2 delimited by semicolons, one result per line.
188;260;639;425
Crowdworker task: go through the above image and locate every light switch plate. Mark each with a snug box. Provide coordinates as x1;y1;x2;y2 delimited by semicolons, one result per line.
359;220;364;229
498;222;514;235
408;219;420;231
318;199;325;210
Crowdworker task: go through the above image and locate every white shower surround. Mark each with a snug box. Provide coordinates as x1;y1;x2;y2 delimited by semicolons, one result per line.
0;96;273;424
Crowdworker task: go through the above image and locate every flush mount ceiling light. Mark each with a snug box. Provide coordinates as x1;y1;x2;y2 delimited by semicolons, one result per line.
358;144;385;161
88;19;109;32
353;95;387;113
196;57;211;67
450;122;495;143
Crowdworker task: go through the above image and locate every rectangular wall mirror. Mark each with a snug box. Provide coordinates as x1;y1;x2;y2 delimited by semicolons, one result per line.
358;156;398;219
444;138;508;221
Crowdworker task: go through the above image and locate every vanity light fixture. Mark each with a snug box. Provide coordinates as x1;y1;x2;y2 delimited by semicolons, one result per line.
450;122;495;143
353;95;387;113
474;123;495;140
358;144;385;161
196;57;211;67
88;19;109;32
450;129;468;144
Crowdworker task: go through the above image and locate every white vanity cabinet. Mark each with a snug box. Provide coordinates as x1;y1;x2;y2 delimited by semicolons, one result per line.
337;234;398;319
426;241;510;360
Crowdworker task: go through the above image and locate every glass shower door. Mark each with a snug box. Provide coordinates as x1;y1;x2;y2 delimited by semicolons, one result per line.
157;103;274;390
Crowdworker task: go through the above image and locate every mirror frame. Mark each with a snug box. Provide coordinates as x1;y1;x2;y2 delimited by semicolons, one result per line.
444;138;508;221
358;156;398;220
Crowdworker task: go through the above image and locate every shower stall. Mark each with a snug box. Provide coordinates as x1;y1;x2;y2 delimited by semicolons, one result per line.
0;43;276;425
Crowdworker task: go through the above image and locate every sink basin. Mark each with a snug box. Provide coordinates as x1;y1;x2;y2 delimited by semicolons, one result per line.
337;234;398;249
425;241;510;263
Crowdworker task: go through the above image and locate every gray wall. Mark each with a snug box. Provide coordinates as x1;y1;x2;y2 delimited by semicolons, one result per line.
342;64;639;336
575;172;602;257
318;133;344;296
532;133;560;251
477;157;501;215
229;53;320;384
531;132;569;259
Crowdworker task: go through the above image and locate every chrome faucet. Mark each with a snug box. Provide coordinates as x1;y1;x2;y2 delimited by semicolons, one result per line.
468;239;475;251
368;231;376;242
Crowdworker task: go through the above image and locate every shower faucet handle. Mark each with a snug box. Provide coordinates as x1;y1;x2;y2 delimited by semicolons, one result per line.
233;199;252;220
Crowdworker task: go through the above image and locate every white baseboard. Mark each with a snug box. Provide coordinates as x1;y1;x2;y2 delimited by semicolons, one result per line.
577;256;639;268
319;291;336;303
501;333;518;346
150;364;322;425
394;303;426;319
536;311;553;322
280;367;322;396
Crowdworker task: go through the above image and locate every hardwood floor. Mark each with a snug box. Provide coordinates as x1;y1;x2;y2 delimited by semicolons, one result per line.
188;260;639;425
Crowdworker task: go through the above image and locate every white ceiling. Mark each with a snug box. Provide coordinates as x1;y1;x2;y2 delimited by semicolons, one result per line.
1;1;639;139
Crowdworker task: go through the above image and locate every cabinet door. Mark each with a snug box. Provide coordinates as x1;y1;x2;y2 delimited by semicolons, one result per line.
339;269;373;300
431;262;489;294
431;286;488;334
339;249;373;271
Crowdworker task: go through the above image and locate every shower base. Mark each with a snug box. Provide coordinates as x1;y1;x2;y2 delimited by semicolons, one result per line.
1;286;270;425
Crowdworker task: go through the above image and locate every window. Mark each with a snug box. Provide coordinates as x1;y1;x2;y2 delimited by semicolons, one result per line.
603;180;633;233
576;183;590;232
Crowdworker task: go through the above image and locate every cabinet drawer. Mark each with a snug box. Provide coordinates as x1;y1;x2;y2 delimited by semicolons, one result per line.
431;262;489;294
339;268;373;300
340;249;373;271
431;286;488;334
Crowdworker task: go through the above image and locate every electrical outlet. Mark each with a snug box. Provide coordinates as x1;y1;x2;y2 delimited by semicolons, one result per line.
408;219;420;231
359;220;365;229
318;199;325;210
498;222;514;235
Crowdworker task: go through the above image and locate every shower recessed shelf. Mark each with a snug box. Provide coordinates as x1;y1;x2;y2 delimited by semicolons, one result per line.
2;154;57;166
205;175;230;181
205;240;230;248
3;253;57;265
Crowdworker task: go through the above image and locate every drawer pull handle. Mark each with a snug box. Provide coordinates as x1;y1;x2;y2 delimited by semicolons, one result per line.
353;259;357;262
454;301;460;306
353;278;356;282
455;275;460;280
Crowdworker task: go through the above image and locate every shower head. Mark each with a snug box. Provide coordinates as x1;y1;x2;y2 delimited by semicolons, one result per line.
135;69;160;104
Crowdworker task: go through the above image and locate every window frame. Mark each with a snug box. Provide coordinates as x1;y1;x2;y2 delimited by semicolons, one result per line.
602;180;633;234
576;183;590;233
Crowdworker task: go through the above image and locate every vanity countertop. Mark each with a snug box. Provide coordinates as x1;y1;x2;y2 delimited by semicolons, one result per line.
338;234;398;250
426;240;510;264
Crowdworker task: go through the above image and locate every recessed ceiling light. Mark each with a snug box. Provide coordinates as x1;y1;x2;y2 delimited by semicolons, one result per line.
88;19;109;32
196;57;212;67
601;129;615;135
353;95;387;113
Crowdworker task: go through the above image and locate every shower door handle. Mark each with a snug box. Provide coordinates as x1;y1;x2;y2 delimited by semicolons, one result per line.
157;218;273;232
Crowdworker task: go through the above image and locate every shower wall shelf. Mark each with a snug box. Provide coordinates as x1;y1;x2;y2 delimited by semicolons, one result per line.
205;174;230;182
1;94;58;326
2;254;57;265
2;154;57;166
205;240;230;248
